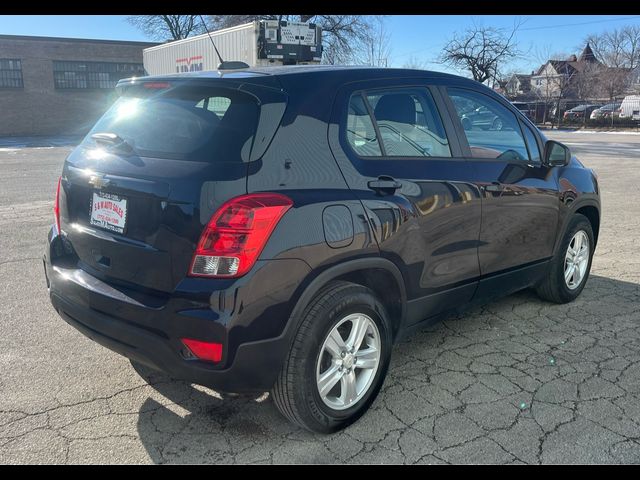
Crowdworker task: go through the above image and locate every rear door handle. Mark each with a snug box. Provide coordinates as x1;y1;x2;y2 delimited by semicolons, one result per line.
368;176;402;195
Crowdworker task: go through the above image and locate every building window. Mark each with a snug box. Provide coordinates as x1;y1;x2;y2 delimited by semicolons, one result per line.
53;61;144;90
0;59;24;88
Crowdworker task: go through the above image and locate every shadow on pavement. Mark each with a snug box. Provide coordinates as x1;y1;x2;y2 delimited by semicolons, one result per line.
133;274;640;464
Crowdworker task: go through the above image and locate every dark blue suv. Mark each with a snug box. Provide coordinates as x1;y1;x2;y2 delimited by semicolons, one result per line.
44;66;600;433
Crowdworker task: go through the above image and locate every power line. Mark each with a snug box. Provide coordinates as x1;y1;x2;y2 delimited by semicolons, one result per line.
393;15;640;60
519;15;640;31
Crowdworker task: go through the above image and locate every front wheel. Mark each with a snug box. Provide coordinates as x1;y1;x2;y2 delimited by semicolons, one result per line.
536;214;594;303
272;281;392;433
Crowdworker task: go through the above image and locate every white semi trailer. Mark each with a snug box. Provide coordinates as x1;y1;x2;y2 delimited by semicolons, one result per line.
143;20;323;75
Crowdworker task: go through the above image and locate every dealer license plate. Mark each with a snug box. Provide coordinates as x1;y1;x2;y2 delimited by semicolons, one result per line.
90;191;127;234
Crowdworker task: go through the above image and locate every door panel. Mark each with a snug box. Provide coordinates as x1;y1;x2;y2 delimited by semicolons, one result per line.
445;87;560;278
473;161;559;274
328;80;482;325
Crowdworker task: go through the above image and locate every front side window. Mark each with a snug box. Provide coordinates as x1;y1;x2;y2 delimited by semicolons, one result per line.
53;61;145;90
448;88;530;162
0;59;23;88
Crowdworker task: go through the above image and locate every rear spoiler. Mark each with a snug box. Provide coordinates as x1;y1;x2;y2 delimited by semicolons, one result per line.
115;73;278;97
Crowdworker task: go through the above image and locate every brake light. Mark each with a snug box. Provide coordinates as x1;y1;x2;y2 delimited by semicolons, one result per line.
54;176;61;233
181;338;223;363
142;82;170;89
189;193;293;278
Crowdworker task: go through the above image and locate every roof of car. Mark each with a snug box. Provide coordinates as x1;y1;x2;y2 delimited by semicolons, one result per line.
117;65;498;102
134;65;470;82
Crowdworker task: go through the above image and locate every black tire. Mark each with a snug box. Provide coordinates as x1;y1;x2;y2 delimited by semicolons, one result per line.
271;281;392;433
536;214;595;304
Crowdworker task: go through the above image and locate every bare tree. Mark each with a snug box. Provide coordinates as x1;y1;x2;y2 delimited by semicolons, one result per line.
599;66;632;100
585;25;640;96
439;21;522;84
587;25;640;69
573;61;602;102
356;17;391;67
208;15;379;65
621;25;640;69
402;56;428;70
127;15;206;41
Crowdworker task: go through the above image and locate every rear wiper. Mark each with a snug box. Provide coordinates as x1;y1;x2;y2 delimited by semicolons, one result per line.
91;132;134;154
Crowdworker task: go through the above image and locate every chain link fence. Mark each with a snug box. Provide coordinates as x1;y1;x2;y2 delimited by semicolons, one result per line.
513;96;640;130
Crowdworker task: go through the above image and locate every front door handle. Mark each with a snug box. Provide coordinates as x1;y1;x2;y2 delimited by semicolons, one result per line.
368;176;402;195
483;182;504;193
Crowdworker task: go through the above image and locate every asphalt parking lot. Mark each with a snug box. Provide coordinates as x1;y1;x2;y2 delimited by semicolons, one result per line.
1;130;639;464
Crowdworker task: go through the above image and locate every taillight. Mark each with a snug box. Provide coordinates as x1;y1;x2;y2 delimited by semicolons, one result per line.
181;338;223;363
54;176;61;233
189;193;293;278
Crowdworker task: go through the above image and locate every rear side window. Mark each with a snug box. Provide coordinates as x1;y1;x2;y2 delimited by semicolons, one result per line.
346;94;382;157
448;88;529;162
196;96;232;116
86;85;260;162
345;88;451;158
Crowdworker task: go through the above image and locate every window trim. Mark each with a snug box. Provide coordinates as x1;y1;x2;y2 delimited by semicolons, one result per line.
519;119;543;164
360;91;387;157
443;85;540;164
0;58;24;89
341;85;456;161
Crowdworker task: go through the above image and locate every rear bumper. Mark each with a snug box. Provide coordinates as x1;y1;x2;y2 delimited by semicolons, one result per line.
49;290;291;392
44;227;310;393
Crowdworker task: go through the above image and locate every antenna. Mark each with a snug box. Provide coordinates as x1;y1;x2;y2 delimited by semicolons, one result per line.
199;14;224;65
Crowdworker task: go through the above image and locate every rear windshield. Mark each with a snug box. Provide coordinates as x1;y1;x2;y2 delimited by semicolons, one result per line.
84;84;260;162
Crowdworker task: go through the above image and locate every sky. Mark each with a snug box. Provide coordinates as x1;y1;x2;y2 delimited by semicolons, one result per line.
1;14;640;76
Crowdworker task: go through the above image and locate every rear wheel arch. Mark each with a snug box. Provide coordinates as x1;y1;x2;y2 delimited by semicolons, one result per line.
287;258;407;342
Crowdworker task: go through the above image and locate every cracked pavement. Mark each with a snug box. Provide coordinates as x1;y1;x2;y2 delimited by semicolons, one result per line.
1;131;639;464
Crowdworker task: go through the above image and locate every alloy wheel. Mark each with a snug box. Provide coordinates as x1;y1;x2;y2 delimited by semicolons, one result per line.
315;313;381;411
564;230;590;290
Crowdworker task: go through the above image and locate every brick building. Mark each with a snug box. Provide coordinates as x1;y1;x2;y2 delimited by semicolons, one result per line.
0;34;158;137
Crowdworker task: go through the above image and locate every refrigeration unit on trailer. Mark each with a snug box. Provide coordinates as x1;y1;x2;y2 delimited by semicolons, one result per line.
143;20;323;75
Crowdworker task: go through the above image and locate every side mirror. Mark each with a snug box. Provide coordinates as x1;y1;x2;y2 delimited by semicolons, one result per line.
544;140;571;167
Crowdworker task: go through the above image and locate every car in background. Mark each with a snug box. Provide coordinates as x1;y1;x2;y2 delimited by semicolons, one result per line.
549;101;581;121
619;95;640;120
563;104;602;121
590;103;622;120
511;101;534;120
460;105;504;130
